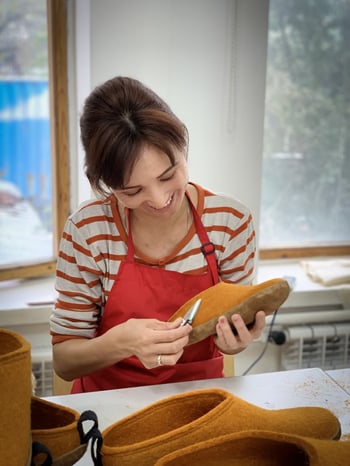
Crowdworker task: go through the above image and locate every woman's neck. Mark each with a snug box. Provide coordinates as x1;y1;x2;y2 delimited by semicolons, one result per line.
128;192;193;260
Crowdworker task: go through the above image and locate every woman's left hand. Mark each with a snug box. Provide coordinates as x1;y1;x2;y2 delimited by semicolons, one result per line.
214;310;266;355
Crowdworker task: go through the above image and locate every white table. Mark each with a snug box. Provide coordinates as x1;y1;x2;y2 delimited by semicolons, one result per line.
327;369;350;395
46;367;350;465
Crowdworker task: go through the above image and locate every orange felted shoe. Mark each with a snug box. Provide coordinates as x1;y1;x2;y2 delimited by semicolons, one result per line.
95;388;340;466
31;397;102;466
169;278;290;344
0;328;32;466
155;431;350;466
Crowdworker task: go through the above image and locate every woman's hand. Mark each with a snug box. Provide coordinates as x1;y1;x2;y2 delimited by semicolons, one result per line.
214;310;266;355
53;317;192;381
110;317;192;369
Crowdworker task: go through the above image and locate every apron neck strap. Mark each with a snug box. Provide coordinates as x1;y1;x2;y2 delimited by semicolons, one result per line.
126;209;135;261
186;192;219;284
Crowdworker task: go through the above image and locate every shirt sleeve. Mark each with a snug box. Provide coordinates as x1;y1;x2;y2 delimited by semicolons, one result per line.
50;217;103;343
218;208;256;284
203;192;256;285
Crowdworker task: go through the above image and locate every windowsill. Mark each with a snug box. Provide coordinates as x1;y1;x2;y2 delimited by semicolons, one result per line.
0;274;56;314
0;258;349;315
257;258;350;308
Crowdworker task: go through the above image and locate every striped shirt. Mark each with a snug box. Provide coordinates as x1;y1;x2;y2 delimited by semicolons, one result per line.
50;183;256;343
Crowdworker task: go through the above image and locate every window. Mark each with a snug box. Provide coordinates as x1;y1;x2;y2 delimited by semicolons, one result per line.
0;0;69;280
260;0;350;259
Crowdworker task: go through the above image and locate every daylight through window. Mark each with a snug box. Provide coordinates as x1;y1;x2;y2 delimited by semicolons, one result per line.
260;0;350;255
0;0;53;268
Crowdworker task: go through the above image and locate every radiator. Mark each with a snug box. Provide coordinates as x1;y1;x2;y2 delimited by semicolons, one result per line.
234;301;350;375
281;322;350;371
32;350;54;396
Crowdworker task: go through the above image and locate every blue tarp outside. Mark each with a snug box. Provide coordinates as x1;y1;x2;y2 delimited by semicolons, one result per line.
0;79;52;216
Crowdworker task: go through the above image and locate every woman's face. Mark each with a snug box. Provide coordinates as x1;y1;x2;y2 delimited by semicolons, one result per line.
113;145;189;219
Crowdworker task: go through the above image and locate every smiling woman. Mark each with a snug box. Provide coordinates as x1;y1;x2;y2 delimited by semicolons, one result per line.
50;75;267;394
0;0;69;281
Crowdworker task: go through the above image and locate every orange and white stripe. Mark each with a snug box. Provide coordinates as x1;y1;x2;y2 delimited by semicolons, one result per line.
50;183;256;343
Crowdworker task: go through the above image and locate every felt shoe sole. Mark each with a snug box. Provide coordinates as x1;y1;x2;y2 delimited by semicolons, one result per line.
169;278;291;344
155;430;350;466
98;388;340;466
0;329;32;466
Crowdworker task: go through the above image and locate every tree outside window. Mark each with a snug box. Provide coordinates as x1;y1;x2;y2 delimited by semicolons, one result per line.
260;0;350;257
0;0;69;280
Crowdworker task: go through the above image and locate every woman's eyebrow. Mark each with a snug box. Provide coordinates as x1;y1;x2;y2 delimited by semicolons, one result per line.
121;163;177;190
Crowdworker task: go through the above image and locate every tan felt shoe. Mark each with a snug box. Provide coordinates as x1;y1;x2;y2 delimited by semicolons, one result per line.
169;278;290;344
31;397;101;466
155;430;350;466
97;388;340;466
0;329;32;466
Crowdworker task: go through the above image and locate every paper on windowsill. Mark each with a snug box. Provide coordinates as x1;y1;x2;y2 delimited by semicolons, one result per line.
301;259;350;286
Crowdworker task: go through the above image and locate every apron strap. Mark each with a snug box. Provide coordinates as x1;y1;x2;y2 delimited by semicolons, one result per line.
125;193;219;284
125;210;135;262
186;192;219;284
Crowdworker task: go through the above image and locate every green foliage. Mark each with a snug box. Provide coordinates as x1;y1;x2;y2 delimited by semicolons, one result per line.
0;0;48;77
261;0;350;247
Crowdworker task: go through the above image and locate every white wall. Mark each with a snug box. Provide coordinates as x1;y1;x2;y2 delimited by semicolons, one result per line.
73;0;269;231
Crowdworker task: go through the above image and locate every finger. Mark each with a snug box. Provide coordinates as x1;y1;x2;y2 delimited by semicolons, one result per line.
249;311;266;338
215;316;239;349
155;331;190;356
168;317;188;329
149;317;190;331
148;319;177;330
255;310;266;328
153;348;185;368
152;325;192;345
230;314;252;344
137;335;189;370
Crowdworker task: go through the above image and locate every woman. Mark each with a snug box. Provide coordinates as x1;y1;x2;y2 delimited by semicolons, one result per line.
50;76;265;392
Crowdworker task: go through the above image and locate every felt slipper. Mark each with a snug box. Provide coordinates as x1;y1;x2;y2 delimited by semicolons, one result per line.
0;328;32;466
31;397;102;466
168;278;290;344
94;388;340;466
155;430;349;466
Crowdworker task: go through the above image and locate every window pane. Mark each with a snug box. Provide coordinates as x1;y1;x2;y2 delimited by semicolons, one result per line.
0;0;53;267
260;0;350;249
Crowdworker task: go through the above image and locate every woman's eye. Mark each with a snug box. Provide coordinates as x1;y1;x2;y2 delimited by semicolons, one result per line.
161;173;175;182
125;190;141;197
116;188;141;197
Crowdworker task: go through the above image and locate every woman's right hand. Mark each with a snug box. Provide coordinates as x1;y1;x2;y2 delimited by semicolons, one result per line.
105;317;192;369
53;317;192;381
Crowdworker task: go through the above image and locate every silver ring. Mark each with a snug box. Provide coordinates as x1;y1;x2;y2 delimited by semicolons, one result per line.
157;354;162;366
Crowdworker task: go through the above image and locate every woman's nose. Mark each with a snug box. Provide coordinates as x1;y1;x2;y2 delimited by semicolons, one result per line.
146;187;170;209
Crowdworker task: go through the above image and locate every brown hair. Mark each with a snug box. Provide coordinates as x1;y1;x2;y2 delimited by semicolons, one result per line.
80;76;188;195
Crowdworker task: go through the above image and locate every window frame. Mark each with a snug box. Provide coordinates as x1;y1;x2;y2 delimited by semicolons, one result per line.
0;1;348;279
259;0;350;261
0;0;69;281
259;245;350;260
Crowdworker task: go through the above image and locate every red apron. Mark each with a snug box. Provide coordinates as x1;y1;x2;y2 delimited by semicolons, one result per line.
72;195;223;392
